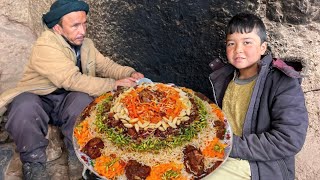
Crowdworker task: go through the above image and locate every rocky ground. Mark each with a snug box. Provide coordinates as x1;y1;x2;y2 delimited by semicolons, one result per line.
0;117;70;180
0;116;100;180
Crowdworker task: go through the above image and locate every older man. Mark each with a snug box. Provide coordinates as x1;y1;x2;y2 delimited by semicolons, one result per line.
0;0;144;179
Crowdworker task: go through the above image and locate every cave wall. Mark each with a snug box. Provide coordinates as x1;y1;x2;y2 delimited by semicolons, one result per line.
85;0;319;99
0;0;319;179
85;0;258;99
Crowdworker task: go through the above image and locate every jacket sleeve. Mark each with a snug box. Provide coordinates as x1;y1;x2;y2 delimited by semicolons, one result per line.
30;43;118;96
94;47;136;79
230;75;309;161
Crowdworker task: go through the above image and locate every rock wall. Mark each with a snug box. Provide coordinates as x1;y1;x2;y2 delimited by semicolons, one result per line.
0;0;36;92
0;0;319;179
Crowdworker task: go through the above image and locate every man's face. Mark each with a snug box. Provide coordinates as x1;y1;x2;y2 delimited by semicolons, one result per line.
53;11;87;46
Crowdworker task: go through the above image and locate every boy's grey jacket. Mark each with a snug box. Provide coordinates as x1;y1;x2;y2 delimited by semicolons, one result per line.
209;54;308;180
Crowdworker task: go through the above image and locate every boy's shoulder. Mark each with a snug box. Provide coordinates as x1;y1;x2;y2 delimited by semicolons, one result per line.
271;58;302;79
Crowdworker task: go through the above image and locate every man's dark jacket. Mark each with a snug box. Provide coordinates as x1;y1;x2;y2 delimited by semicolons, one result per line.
209;54;308;180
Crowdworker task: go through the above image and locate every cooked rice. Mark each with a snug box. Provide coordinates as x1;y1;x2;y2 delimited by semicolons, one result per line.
75;84;229;179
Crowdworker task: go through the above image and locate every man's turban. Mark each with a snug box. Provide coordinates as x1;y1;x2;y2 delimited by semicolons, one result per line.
42;0;89;28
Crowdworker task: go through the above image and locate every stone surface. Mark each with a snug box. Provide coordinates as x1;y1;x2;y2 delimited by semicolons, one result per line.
0;131;9;143
45;126;63;162
3;144;69;180
3;126;68;180
296;91;320;179
0;0;319;179
0;0;37;114
266;0;319;24
86;0;258;99
0;146;13;180
28;0;55;37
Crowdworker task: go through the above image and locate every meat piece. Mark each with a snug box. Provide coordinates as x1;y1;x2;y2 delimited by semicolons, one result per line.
216;128;225;140
214;120;224;127
183;145;205;177
113;87;125;99
194;92;213;103
205;161;223;175
125;160;151;180
214;120;225;140
139;129;153;139
181;98;199;126
194;161;223;180
106;118;122;128
102;102;111;114
127;128;138;139
153;127;180;139
138;89;154;103
81;137;104;159
81;101;96;119
154;129;166;139
153;90;165;100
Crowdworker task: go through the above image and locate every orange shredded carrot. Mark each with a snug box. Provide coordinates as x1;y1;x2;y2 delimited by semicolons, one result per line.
74;119;92;148
146;162;187;180
202;137;228;159
210;104;224;121
120;84;186;124
93;155;125;179
94;92;113;103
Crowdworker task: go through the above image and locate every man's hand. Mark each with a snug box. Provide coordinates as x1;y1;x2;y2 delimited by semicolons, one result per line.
114;77;137;90
130;72;144;80
113;72;144;90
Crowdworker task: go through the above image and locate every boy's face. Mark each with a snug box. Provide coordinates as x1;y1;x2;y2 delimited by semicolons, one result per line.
226;30;267;79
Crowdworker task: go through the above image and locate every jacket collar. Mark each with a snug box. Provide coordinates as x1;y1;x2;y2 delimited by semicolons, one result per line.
208;54;273;106
49;29;73;49
49;29;89;51
272;58;301;78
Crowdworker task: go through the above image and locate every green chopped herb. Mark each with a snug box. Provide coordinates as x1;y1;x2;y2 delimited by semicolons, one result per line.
94;94;209;152
105;157;119;171
162;169;180;180
214;144;223;153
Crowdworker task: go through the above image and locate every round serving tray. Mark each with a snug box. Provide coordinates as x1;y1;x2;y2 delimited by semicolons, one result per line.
73;84;232;180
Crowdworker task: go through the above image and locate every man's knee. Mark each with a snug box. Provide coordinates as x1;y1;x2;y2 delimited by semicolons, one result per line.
6;92;48;131
69;92;93;104
66;92;93;108
62;92;93;118
7;92;44;122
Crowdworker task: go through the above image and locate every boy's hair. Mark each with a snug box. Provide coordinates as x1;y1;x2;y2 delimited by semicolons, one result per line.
226;13;267;43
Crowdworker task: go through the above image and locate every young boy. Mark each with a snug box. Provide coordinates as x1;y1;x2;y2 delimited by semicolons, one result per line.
208;13;308;180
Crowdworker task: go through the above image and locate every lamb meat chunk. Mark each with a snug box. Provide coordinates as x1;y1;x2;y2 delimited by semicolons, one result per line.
214;120;225;140
127;128;138;139
183;145;205;177
125;160;151;180
138;89;154;103
81;137;104;159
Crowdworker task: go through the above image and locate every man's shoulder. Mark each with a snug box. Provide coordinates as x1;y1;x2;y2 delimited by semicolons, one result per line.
81;38;96;51
35;30;61;46
38;30;56;40
83;38;94;46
